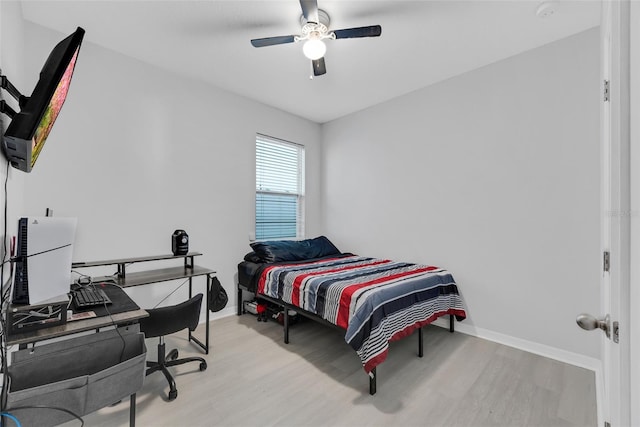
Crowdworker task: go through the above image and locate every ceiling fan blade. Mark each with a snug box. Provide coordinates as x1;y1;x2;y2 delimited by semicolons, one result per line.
300;0;319;23
333;25;382;39
312;57;326;76
251;35;296;48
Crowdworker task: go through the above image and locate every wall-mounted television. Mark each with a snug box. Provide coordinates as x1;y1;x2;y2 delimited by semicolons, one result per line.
1;27;84;172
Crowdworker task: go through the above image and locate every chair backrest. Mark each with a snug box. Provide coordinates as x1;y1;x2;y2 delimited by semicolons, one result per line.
139;293;203;339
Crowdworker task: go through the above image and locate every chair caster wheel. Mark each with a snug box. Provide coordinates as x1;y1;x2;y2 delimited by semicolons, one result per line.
200;362;207;371
168;349;178;361
168;390;178;401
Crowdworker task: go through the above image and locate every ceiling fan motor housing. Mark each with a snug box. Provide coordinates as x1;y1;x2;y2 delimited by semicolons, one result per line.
298;9;334;41
300;8;330;28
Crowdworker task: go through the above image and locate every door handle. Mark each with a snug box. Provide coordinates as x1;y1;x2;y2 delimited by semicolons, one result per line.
576;313;611;338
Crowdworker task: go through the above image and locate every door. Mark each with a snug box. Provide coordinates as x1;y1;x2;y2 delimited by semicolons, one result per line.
630;2;640;425
582;1;631;426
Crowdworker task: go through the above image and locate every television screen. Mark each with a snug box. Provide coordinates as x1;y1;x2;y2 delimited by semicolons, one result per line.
2;27;84;172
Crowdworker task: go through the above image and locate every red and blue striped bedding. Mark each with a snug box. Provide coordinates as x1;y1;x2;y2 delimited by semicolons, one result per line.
257;255;466;373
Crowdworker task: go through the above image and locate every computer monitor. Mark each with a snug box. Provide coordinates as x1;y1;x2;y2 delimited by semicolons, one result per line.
1;27;84;172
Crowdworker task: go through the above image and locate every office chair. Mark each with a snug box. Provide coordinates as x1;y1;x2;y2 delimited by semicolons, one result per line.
139;293;207;401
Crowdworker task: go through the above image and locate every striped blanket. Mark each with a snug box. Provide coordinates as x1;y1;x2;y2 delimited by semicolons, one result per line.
257;255;466;373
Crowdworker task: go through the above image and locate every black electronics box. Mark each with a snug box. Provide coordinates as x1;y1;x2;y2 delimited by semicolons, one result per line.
7;297;68;336
171;229;189;256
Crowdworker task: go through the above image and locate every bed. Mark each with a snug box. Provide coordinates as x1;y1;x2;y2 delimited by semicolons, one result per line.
237;236;466;394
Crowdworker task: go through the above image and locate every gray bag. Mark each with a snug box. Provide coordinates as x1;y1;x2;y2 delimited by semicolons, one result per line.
6;326;146;426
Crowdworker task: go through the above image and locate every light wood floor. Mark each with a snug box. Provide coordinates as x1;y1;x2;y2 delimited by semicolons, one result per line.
65;314;597;427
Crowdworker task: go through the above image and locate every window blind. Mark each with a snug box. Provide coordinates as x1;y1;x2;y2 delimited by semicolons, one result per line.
255;134;305;240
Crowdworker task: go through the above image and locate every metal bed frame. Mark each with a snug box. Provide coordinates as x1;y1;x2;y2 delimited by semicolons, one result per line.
237;283;455;395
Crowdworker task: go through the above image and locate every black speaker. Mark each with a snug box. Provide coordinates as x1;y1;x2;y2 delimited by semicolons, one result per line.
172;230;189;256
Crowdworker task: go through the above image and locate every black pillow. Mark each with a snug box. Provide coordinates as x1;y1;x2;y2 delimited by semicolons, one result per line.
243;252;263;263
250;236;341;263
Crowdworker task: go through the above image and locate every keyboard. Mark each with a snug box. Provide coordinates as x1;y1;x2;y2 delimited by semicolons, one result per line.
72;287;112;309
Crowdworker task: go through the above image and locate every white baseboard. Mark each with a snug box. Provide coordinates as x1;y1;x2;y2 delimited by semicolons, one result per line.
199;305;236;323
431;317;600;370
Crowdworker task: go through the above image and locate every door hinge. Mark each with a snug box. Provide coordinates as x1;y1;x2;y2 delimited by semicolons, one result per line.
603;251;610;272
604;80;610;102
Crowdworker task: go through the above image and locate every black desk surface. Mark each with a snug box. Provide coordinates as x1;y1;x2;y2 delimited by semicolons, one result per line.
6;285;148;347
73;283;140;316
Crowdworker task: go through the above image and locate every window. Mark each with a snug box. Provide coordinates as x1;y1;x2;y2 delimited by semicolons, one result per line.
255;134;305;240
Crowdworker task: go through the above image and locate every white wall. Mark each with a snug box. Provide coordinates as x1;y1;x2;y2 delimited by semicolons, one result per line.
0;1;26;283
17;22;322;314
2;12;602;363
322;28;601;360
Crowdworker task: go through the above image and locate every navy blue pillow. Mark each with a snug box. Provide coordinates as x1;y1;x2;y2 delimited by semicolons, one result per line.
250;236;341;263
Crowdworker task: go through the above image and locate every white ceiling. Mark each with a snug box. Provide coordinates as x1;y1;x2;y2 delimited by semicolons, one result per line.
20;0;601;123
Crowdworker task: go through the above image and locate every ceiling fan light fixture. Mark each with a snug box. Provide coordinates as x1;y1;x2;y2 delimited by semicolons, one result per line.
303;38;326;60
250;3;381;76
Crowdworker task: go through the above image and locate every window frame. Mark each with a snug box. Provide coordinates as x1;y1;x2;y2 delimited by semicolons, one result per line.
255;133;305;241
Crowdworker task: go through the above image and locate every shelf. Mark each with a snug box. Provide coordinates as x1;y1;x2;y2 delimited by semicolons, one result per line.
106;265;215;288
72;252;202;269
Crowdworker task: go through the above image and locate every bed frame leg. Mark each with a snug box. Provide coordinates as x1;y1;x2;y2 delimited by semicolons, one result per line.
237;286;243;316
369;368;377;395
418;327;424;357
449;314;454;333
284;307;289;344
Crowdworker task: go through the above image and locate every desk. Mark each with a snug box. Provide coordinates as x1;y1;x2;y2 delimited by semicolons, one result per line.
3;253;214;426
72;252;215;354
5;287;147;427
5;307;148;348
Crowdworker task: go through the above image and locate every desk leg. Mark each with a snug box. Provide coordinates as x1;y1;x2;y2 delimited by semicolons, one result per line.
188;278;193;346
206;275;210;353
130;393;136;427
188;275;210;354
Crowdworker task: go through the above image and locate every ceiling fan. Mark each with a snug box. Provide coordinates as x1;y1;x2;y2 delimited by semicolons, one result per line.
250;0;382;77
